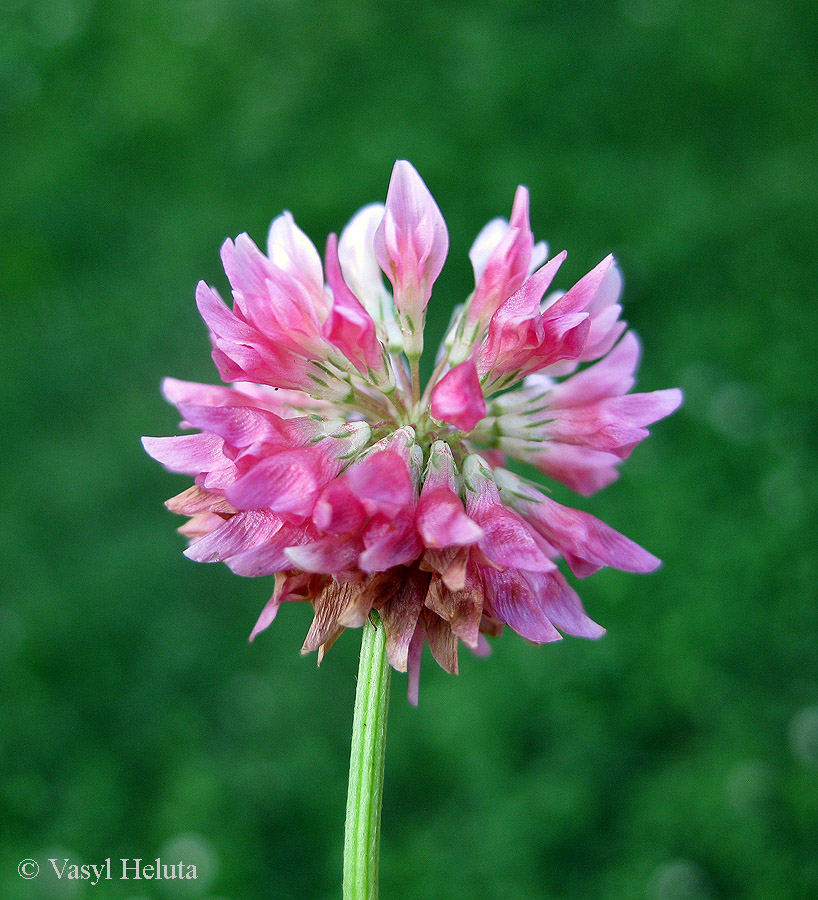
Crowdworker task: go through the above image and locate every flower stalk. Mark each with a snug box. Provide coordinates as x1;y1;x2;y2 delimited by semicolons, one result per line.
343;610;391;900
409;356;421;409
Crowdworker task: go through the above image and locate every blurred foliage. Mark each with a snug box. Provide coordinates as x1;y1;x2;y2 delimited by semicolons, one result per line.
1;0;817;898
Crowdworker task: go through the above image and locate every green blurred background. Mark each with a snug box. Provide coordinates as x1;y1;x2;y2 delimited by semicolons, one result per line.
2;0;816;898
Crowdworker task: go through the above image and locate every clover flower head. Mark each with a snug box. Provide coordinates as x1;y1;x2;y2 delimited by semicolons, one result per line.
143;160;681;703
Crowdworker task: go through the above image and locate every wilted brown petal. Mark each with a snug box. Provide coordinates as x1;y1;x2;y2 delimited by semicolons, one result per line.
380;571;429;672
423;610;459;674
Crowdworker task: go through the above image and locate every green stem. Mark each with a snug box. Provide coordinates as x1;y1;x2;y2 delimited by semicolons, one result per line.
409;356;421;409
343;611;391;900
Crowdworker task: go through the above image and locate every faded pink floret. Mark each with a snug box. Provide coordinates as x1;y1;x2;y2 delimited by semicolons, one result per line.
144;160;681;704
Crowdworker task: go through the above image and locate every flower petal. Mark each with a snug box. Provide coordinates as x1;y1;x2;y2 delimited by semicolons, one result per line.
285;535;362;574
359;514;423;571
141;433;227;475
323;232;385;375
406;617;426;706
528;570;605;638
301;580;369;653
267;210;324;297
175;402;294;450
430;355;487;432
184;509;283;562
480;566;562;644
381;572;427;672
338;203;403;350
374;160;448;356
226;447;341;515
462;455;555;572
224;522;315;577
374;160;448;304
496;470;661;575
344;450;414;519
423;611;459;674
417;487;483;548
466;185;534;329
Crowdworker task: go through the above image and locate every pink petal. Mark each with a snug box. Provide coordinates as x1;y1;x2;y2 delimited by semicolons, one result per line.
373;160;448;357
249;571;320;640
195;280;258;343
178;512;226;539
548;254;614;316
284;534;362;573
506;312;591;383
175;402;294;450
359;514;423;571
197;281;315;390
312;479;367;534
208;344;260;385
474;505;556;572
417;442;483;547
226;447;340;515
184;509;283;562
406;619;426;706
215;238;333;368
323;232;384;374
467;185;534;328
462;456;555;572
220;234;276;318
421;439;459;492
141;433;227;475
545;388;683;455
546;331;640;408
374;160;449;307
530;570;605;638
266;211;325;297
344;450;414;518
430;356;487;432
489;251;567;328
162;378;267;412
416;487;483;548
476;252;572;381
249;593;283;641
224;522;315;577
480;566;562;644
527;443;622;495
579;262;627;363
497;472;661;575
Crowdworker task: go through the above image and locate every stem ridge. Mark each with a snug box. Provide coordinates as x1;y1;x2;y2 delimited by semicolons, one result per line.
343;611;391;900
